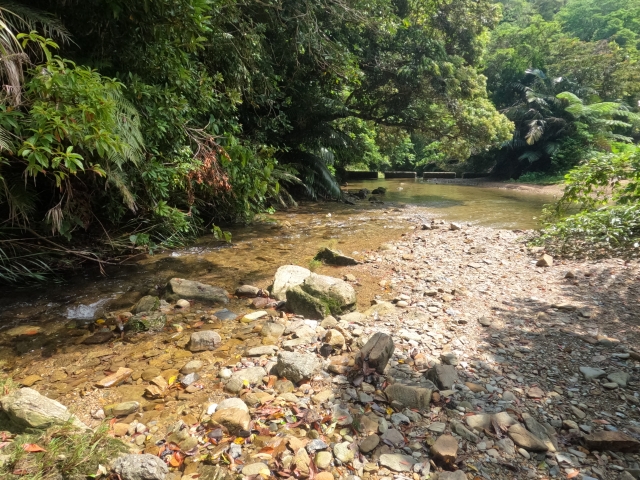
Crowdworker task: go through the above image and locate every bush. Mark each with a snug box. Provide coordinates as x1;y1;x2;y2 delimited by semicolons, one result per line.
537;147;640;256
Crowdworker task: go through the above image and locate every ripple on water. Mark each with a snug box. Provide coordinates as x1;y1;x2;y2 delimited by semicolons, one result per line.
66;298;110;320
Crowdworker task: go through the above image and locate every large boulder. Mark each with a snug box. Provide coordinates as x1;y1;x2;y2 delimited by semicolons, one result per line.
271;265;311;301
112;454;168;480
286;287;331;319
167;278;229;304
286;273;356;319
0;388;89;430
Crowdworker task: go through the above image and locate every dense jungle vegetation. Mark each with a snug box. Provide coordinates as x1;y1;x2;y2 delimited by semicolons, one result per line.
0;0;639;282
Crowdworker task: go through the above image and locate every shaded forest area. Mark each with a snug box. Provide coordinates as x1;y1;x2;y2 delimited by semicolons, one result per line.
0;0;639;282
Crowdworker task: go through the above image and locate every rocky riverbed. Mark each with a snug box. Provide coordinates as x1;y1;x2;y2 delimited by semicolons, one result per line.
1;216;640;480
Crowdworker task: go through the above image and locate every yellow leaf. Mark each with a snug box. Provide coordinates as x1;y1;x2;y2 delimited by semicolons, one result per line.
96;319;105;325
234;437;245;444
168;376;177;386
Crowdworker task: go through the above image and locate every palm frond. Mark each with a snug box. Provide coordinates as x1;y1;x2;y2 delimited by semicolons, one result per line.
518;150;542;163
0;2;71;43
525;119;545;145
106;169;137;212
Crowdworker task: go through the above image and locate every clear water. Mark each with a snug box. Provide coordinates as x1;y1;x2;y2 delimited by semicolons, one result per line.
0;179;557;327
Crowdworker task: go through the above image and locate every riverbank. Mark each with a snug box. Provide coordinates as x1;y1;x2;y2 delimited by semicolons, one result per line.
1;215;638;480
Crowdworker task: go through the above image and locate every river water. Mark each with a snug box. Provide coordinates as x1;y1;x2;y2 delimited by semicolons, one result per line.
0;180;557;333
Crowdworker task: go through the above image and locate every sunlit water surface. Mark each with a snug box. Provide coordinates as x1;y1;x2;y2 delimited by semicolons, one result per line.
0;179;557;331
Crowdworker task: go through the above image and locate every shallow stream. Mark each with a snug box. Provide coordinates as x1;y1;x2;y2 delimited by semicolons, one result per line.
0;179;557;334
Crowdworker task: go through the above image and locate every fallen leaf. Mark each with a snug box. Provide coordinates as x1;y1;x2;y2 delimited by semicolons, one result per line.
567;471;580;479
23;444;46;453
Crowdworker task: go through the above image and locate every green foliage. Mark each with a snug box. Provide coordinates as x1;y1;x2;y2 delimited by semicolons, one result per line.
558;0;640;45
514;171;565;184
483;0;640;181
0;422;128;480
539;146;640;256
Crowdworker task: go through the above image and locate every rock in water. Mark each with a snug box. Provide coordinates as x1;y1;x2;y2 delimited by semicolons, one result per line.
271;265;311;301
134;295;159;314
314;247;360;266
276;352;321;383
235;285;261;297
357;332;395;373
189;331;222;352
384;384;432;410
438;472;467;480
106;401;140;417
82;331;115;344
242;463;269;476
431;435;458;467
112;454;168;480
0;388;88;430
167;278;229;304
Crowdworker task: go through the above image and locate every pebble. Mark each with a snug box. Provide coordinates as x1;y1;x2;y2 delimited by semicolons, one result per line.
333;442;354;463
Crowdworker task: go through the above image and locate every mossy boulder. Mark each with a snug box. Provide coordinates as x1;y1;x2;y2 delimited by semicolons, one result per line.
285;273;356;319
126;312;167;332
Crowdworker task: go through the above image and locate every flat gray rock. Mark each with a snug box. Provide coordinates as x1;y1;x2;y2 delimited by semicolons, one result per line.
579;366;606;380
428;364;459;389
381;428;405;446
112;454;168;480
438;471;468;480
168;278;228;304
607;371;629;387
276;351;321;383
189;330;222;352
379;453;416;472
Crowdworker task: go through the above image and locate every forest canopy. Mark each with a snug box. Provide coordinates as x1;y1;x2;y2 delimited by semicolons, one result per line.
1;0;639;281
